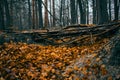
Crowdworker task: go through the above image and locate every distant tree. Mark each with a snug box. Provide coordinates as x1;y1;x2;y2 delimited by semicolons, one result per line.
60;0;63;25
114;0;120;20
49;0;52;27
78;0;86;24
75;0;78;24
4;0;11;28
32;0;35;29
0;0;117;31
44;0;49;28
59;0;63;26
97;0;109;24
38;0;43;28
10;0;13;27
86;0;89;24
70;0;76;24
19;6;23;30
0;0;5;30
59;0;69;26
28;0;32;29
92;0;97;24
62;0;66;26
108;0;111;21
35;0;38;29
52;0;55;26
67;0;70;25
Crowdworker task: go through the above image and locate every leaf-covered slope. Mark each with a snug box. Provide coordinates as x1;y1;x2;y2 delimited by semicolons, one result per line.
0;37;120;80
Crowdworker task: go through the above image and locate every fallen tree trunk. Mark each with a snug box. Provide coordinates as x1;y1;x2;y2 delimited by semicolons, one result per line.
32;21;120;45
0;21;120;45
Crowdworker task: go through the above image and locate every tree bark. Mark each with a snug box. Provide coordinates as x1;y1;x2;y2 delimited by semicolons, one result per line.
0;0;5;30
109;40;120;66
86;0;89;24
38;0;43;28
60;0;63;26
19;10;22;30
92;0;97;24
35;0;38;29
44;0;49;28
4;0;11;28
67;0;70;25
62;0;65;26
28;0;32;29
97;0;109;24
70;0;76;24
32;0;35;29
52;0;55;26
49;0;52;27
78;0;86;24
108;0;111;21
10;0;13;27
114;0;119;20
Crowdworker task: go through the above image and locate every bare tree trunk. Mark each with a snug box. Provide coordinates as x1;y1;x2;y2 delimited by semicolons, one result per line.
92;0;97;24
4;0;11;28
19;10;22;30
62;0;65;26
52;0;55;26
114;0;119;20
35;0;38;29
0;0;5;30
60;0;63;26
49;0;52;27
108;0;111;21
78;0;86;24
38;0;43;28
67;0;70;25
10;0;13;27
75;0;78;24
97;0;108;24
28;0;32;29
32;0;35;29
86;0;89;24
96;0;100;24
44;0;49;29
98;0;108;24
70;0;76;24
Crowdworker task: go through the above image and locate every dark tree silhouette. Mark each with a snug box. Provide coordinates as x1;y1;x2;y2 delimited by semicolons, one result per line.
38;0;43;28
109;40;120;66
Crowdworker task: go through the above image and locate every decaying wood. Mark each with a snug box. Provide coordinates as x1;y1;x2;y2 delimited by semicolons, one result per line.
32;21;120;45
0;21;120;45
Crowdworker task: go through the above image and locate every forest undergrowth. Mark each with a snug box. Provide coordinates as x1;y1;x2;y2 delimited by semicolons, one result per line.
0;34;120;80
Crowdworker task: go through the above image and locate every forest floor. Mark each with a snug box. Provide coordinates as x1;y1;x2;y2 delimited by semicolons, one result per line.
0;22;120;80
0;32;120;80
